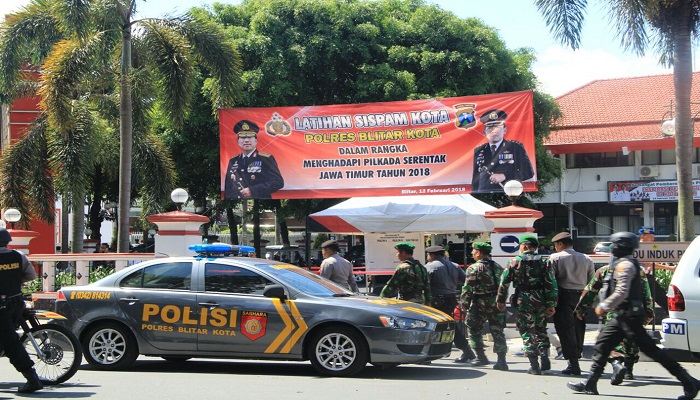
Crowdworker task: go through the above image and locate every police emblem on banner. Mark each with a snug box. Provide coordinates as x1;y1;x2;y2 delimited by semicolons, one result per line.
241;311;268;341
454;103;477;130
265;112;292;136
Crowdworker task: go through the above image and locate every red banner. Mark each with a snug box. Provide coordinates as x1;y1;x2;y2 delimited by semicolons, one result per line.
220;90;536;199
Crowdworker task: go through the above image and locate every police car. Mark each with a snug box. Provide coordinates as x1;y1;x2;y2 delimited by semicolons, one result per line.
54;244;455;377
662;236;700;355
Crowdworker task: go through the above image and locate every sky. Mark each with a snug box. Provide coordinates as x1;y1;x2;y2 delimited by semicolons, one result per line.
1;0;693;97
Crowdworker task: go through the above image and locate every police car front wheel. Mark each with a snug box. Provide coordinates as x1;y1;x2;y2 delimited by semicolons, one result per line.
309;326;368;377
82;322;139;370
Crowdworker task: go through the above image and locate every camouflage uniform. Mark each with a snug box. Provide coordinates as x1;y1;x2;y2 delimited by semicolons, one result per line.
575;264;653;380
380;258;431;305
497;251;558;357
462;257;507;354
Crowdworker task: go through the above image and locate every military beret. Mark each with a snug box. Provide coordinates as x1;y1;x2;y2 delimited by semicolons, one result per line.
519;234;539;247
551;232;571;242
480;109;508;126
321;239;339;249
472;242;492;252
638;227;655;235
394;242;415;251
425;245;444;253
234;120;259;138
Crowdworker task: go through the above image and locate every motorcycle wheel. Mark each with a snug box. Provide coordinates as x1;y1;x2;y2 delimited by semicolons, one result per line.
21;323;83;385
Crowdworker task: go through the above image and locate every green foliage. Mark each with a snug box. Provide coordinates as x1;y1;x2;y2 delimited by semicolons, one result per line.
313;233;329;249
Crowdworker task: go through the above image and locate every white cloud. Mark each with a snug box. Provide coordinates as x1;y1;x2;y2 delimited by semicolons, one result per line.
534;47;674;97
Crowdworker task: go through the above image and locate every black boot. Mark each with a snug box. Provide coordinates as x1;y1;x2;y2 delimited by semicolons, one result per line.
567;364;603;395
18;368;43;394
527;355;542;375
471;348;490;366
493;352;508;371
454;347;476;363
540;348;551;371
562;358;582;376
610;359;627;386
676;368;700;400
624;359;635;380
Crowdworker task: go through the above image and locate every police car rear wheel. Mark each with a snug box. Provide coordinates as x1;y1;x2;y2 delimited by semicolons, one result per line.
309;326;368;377
82;322;138;370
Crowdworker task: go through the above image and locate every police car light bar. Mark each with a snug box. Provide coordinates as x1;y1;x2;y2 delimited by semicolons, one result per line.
188;243;256;257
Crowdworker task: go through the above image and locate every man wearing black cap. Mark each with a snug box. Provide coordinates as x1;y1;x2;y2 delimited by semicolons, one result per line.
380;242;431;305
549;232;595;376
424;245;475;363
471;109;535;193
224;120;284;200
0;228;43;393
319;240;358;293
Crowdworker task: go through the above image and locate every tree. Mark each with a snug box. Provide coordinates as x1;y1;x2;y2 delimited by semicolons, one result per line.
535;0;699;241
0;0;242;251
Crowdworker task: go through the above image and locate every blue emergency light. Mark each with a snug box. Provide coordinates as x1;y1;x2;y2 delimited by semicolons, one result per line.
188;243;256;257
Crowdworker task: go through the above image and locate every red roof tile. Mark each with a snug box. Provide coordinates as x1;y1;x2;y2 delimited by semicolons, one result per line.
545;72;700;154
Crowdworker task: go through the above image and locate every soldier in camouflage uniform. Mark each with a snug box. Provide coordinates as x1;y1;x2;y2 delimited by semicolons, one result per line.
497;234;558;375
380;242;431;305
461;242;508;370
575;262;653;385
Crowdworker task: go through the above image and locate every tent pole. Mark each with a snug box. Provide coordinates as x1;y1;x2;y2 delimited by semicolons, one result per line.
304;217;311;270
463;230;468;267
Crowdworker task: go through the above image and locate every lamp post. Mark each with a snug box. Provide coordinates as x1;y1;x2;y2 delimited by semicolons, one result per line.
171;188;188;210
503;180;524;206
3;208;21;229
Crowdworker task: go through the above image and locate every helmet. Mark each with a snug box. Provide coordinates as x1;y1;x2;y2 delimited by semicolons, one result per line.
0;228;12;243
610;231;638;249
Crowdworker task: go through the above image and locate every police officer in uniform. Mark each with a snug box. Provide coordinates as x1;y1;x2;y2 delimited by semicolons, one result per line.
224;120;284;200
471;109;535;193
568;232;700;399
380;242;431;305
0;228;43;393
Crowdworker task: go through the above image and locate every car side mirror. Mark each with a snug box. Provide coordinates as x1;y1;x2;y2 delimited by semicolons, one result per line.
263;284;287;300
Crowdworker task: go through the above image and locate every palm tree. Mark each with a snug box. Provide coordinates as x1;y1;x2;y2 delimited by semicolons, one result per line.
535;0;698;241
0;0;242;251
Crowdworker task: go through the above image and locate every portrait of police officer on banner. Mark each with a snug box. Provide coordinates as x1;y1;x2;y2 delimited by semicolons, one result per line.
224;120;284;200
471;109;535;193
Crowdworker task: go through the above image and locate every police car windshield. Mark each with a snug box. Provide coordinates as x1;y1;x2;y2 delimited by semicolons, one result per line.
260;264;352;296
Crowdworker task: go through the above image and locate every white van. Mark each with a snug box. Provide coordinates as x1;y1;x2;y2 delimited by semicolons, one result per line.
661;235;700;355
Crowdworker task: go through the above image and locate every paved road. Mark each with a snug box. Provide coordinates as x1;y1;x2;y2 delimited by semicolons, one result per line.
1;349;699;400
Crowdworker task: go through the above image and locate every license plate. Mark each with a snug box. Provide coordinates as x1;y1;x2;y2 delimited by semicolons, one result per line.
662;322;686;335
440;330;455;343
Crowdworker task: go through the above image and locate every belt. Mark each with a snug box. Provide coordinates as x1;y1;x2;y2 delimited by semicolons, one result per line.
560;288;583;292
0;293;21;300
473;292;496;298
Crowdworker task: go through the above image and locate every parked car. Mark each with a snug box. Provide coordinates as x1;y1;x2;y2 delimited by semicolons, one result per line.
662;236;700;356
264;244;306;267
593;241;613;254
54;244;455;377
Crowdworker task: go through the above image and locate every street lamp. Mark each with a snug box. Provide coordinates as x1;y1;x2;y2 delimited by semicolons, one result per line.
171;188;188;210
503;180;523;206
4;208;21;229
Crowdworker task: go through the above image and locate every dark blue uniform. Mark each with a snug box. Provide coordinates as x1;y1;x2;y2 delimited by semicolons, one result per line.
472;140;534;193
224;150;284;199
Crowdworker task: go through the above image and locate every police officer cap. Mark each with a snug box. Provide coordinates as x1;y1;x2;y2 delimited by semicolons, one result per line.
551;232;571;242
321;240;339;250
472;242;492;253
638;227;655;235
519;234;539;247
394;242;415;251
480;109;508;126
234;120;259;138
610;231;639;249
425;245;444;253
0;228;12;243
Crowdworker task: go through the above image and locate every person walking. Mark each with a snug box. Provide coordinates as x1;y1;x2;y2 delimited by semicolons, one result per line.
0;228;44;393
496;234;557;375
461;242;508;369
319;240;359;293
424;245;475;363
380;242;431;305
549;231;595;375
567;232;700;399
575;261;653;385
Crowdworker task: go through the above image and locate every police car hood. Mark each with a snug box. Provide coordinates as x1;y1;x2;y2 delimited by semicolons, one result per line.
327;295;453;323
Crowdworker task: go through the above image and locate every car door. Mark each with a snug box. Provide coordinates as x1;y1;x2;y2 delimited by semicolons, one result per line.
116;260;198;351
196;262;306;356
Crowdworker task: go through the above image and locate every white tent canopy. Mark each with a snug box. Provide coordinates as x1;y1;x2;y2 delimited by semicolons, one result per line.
309;194;496;234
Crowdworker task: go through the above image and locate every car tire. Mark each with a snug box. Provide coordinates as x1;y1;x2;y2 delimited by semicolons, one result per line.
82;322;139;370
308;325;368;377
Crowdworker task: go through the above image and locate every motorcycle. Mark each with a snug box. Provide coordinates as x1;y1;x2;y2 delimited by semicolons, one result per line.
0;301;82;385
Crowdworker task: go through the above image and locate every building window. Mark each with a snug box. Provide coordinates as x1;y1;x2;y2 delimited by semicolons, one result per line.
642;149;676;165
568;152;632;168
